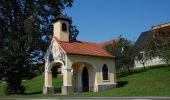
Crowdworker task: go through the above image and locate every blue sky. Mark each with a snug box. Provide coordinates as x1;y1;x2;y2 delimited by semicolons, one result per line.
65;0;170;43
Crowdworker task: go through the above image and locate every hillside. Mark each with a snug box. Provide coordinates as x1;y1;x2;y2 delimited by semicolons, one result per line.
0;65;170;97
73;65;170;97
0;75;63;96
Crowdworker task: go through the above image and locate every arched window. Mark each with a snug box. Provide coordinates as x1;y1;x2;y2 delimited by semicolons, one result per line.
102;64;109;80
62;23;67;32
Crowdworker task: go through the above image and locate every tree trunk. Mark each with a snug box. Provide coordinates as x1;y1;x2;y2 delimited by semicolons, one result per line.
142;63;146;69
126;66;131;74
122;66;127;71
166;59;170;66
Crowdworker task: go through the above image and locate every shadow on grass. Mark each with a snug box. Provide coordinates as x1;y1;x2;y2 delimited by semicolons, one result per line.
117;64;170;78
117;81;128;88
117;68;147;78
148;64;167;69
24;87;62;95
24;91;42;95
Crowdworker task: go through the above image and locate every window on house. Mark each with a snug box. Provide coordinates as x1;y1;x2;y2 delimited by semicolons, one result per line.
102;64;109;80
62;23;67;32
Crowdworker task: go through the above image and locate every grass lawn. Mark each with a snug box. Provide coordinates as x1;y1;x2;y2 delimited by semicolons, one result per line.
0;65;170;98
0;75;63;97
24;74;63;95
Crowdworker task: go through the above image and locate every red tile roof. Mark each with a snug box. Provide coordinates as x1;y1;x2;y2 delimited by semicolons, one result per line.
54;37;115;58
98;38;121;47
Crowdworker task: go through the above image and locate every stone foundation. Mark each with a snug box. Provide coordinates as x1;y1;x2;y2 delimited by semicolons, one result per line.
43;86;54;94
62;86;73;95
96;83;117;91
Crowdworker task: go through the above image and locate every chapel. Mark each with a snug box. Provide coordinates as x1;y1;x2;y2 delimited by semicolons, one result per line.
43;14;117;95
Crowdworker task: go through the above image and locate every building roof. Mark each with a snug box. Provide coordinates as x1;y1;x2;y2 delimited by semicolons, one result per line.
54;37;115;58
135;31;153;49
152;22;170;30
55;14;71;22
98;38;121;47
135;22;170;49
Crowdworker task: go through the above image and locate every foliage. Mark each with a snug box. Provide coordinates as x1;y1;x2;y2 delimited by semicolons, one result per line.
0;0;74;95
159;47;170;65
104;38;137;73
69;20;79;41
33;64;45;76
145;30;170;65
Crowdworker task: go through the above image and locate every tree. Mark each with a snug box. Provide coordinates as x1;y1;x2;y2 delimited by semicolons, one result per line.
104;38;137;73
159;47;170;66
135;51;149;69
0;0;75;95
145;30;170;66
69;19;79;41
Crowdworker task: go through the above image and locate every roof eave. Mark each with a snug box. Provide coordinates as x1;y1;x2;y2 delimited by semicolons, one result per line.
67;53;115;58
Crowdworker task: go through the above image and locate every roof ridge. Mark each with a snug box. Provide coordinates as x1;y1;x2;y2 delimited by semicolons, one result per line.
99;38;121;44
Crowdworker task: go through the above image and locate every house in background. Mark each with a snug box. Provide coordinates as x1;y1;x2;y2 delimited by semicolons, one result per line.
43;15;117;95
135;22;170;68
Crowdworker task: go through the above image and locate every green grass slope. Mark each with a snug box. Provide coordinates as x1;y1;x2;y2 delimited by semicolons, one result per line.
72;65;170;97
24;74;63;94
0;65;170;97
0;75;63;96
0;83;6;96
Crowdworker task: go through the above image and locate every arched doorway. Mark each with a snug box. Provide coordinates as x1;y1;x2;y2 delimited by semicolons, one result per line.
82;67;89;92
43;61;64;94
51;64;63;93
71;62;95;92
